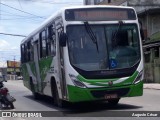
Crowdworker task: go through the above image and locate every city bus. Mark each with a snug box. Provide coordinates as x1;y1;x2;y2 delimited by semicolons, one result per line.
21;5;144;107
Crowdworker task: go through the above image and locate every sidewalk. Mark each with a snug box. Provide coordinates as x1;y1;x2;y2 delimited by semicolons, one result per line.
144;83;160;90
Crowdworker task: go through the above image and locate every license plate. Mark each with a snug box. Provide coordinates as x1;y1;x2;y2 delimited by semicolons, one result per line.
105;94;118;99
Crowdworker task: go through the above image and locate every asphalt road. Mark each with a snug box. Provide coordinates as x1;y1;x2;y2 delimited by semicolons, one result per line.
0;80;160;120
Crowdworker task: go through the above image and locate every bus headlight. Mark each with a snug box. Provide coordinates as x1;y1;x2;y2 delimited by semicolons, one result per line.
69;74;87;88
133;70;143;84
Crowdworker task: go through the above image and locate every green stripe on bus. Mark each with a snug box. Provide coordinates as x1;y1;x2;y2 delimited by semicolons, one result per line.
77;71;138;87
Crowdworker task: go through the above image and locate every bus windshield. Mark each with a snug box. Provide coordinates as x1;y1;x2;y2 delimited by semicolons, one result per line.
67;24;140;71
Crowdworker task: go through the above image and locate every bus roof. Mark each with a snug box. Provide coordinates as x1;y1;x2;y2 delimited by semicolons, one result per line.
62;5;134;10
21;5;136;44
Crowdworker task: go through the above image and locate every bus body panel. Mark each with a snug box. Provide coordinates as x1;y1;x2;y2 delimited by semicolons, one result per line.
67;81;143;102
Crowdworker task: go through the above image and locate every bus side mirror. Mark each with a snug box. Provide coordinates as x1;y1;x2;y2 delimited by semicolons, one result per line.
59;32;67;47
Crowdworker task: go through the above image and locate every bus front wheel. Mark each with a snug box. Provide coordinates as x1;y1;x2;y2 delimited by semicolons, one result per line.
107;98;120;105
51;81;64;107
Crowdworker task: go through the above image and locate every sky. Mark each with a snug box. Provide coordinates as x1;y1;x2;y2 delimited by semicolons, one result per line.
0;0;83;62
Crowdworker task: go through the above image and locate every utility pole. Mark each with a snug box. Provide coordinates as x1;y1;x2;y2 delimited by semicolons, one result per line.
13;56;16;79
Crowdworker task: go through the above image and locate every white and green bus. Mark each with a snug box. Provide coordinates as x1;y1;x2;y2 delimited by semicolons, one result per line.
21;5;144;107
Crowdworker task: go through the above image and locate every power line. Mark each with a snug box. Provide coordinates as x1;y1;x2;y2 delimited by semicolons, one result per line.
1;10;32;16
33;1;82;4
0;18;43;23
0;32;26;37
17;0;82;5
0;2;45;19
0;0;82;4
1;10;47;20
17;0;22;9
0;17;44;20
0;13;38;17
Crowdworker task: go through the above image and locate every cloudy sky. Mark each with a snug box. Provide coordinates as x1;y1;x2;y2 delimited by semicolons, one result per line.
0;0;83;62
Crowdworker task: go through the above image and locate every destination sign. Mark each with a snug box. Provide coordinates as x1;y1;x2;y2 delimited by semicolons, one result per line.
65;8;136;21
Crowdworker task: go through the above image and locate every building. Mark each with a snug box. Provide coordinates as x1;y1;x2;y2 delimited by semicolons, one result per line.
84;0;160;83
83;0;127;5
0;61;7;81
84;0;160;39
84;0;104;5
0;61;21;80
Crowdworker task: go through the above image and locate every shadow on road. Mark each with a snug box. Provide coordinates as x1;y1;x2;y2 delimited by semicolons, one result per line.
24;94;142;115
0;107;15;111
24;95;62;110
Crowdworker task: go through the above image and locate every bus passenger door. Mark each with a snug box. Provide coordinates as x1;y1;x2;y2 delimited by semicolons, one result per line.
57;28;67;99
33;41;42;93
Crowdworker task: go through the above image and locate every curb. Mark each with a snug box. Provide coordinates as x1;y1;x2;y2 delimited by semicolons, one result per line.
143;84;160;90
143;87;160;90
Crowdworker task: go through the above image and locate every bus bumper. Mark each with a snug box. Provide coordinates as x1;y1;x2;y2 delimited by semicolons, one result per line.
67;81;143;102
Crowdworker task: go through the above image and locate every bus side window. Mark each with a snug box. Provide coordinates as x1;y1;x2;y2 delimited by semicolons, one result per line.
21;45;25;63
48;24;56;56
30;39;34;61
27;41;31;61
46;27;51;56
40;30;47;58
25;43;28;62
25;40;34;62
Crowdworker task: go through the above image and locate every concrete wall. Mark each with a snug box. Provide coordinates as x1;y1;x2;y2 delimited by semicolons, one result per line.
83;0;94;5
128;0;160;6
84;0;104;5
138;13;160;37
144;59;160;83
144;47;160;83
151;15;160;34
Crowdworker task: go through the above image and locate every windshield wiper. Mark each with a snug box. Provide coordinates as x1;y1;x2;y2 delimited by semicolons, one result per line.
84;22;99;52
112;21;123;42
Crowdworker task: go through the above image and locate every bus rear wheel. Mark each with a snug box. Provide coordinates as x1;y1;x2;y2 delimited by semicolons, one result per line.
30;80;41;100
107;98;120;105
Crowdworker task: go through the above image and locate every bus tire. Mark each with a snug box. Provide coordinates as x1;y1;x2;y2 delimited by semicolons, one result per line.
30;79;41;100
33;92;41;100
51;80;64;107
107;98;120;106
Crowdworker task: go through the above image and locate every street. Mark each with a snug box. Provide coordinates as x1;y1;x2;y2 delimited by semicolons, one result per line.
0;80;160;120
